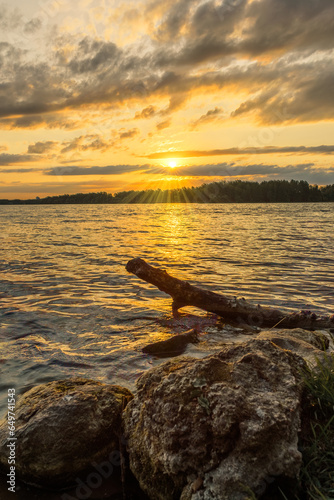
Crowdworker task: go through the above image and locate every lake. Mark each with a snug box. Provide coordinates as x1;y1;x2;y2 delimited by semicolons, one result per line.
0;202;333;419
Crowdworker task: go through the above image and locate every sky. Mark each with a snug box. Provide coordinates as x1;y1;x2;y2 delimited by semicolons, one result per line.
0;0;334;199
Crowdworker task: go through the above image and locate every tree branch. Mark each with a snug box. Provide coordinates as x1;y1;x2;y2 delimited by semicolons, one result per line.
126;258;334;330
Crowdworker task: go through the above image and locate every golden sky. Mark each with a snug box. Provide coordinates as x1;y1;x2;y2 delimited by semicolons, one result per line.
0;0;334;198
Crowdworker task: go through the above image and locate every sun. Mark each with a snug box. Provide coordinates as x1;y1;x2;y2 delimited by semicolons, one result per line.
168;161;177;168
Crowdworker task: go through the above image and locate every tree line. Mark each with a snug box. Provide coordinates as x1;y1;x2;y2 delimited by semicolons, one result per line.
1;179;334;205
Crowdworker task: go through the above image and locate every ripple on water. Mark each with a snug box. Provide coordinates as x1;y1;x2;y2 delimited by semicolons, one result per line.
0;202;333;416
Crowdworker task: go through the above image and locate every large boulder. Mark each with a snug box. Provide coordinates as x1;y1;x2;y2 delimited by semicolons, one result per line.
123;339;306;500
0;378;133;488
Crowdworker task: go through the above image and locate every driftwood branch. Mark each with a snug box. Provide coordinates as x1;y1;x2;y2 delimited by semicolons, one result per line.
126;258;334;331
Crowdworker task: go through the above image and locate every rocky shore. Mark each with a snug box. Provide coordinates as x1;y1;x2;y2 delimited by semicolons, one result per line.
0;328;332;499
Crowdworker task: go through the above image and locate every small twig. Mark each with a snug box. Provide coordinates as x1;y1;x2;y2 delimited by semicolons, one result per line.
269;316;289;330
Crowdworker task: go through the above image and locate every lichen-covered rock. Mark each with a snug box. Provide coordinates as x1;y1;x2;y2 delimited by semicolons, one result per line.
258;328;329;366
0;378;133;488
123;339;305;500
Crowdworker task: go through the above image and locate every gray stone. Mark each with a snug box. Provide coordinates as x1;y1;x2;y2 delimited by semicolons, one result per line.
123;339;305;500
0;378;133;488
258;328;329;366
142;328;199;357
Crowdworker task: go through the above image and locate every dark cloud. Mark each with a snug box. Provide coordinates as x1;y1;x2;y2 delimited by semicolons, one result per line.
145;145;334;159
155;0;194;41
231;64;334;124
190;107;223;130
242;0;334;55
0;179;129;195
66;38;121;74
134;105;156;119
60;135;111;154
27;141;58;154
173;163;334;184
41;161;334;187
154;0;334;65
0;0;333;132
43;161;334;187
156;119;171;130
160;93;188;115
119;128;140;139
24;18;42;34
0;168;37;173
191;0;247;38
45;165;151;176
153;161;334;184
0;114;80;130
0;51;70;119
164;162;316;177
0;153;38;165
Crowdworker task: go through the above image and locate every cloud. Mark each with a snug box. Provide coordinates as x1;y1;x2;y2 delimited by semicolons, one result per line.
156;118;171;130
190;107;223;130
156;161;334;184
0;179;131;195
0;168;38;173
241;0;334;55
27;141;58;154
163;162;316;177
60;135;112;154
134;105;156;119
0;145;8;152
153;0;334;65
154;0;194;41
0;114;80;130
145;145;334;159
66;38;121;74
42;161;334;186
119;128;140;139
1;0;334;130
45;164;151;176
0;0;333;191
0;5;22;32
23;18;42;35
231;63;334;124
0;153;38;165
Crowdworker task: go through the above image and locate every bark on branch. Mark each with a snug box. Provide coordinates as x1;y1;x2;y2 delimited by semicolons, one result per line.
126;258;334;331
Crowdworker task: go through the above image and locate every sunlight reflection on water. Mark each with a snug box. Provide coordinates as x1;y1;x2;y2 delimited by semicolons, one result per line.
0;203;333;413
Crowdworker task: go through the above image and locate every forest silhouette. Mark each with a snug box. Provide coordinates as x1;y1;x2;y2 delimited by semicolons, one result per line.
1;179;334;205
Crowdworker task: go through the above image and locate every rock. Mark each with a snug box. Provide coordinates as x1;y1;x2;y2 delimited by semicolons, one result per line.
0;378;133;488
142;329;199;357
123;339;305;500
258;328;329;366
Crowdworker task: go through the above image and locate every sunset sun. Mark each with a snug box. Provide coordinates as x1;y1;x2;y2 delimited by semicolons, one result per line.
168;161;177;168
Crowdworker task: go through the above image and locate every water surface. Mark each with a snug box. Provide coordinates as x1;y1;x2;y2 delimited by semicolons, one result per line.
0;203;333;416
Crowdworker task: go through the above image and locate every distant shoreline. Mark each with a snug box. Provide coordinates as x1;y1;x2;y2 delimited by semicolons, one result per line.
1;200;334;205
1;179;334;205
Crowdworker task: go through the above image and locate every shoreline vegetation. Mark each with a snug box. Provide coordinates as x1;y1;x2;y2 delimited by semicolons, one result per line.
1;179;334;205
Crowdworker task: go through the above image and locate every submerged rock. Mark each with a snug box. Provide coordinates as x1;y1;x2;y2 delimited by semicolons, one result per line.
142;328;199;357
0;378;133;489
123;339;305;500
